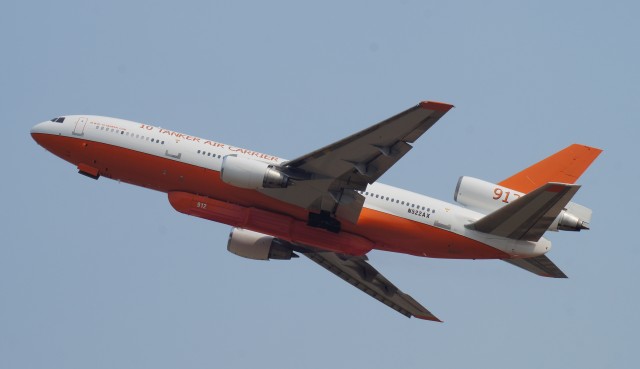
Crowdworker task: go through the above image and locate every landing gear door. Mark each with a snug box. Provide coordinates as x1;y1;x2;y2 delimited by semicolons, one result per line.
73;117;88;136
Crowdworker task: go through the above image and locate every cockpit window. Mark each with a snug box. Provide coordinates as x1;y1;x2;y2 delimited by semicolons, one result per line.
50;117;65;123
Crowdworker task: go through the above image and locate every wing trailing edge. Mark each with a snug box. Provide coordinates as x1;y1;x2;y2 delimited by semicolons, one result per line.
503;255;568;278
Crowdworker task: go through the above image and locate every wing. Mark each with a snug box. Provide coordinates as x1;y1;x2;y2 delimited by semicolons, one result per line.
261;101;453;223
301;250;441;321
503;255;568;278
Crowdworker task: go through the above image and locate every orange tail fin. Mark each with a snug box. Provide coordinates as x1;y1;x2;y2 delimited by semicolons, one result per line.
498;144;602;193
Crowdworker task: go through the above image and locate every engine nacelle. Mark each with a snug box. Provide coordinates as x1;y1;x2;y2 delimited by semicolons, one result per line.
220;155;289;189
454;176;522;213
227;228;297;260
454;176;592;232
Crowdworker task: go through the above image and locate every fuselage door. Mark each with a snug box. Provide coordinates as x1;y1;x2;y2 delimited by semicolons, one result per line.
73;117;88;136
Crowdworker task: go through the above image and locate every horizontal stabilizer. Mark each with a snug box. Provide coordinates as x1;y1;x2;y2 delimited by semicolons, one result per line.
467;183;580;241
503;255;567;278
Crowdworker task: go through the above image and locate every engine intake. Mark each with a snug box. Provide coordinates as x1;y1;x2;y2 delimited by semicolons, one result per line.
221;155;289;189
227;228;297;260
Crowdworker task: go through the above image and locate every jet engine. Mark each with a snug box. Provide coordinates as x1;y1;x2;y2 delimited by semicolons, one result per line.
220;155;289;189
454;176;591;232
227;228;297;260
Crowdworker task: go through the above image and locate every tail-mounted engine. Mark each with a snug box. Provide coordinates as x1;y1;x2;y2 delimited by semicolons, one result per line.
221;155;289;190
454;176;592;232
227;228;297;260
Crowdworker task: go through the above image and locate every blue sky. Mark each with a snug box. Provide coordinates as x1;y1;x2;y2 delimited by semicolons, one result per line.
2;1;638;368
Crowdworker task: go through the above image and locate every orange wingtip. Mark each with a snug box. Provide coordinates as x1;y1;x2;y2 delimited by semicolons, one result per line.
414;314;443;322
419;101;454;112
546;184;566;193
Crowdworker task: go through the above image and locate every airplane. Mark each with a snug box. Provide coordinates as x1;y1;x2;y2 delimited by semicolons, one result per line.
31;101;602;322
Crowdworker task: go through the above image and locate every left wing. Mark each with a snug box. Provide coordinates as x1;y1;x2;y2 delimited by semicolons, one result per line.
261;101;453;223
301;250;441;321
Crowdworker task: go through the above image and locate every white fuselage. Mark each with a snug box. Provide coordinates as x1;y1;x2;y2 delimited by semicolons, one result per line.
31;115;551;259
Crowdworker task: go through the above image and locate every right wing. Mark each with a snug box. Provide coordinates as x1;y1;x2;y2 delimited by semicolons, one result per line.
301;251;441;321
261;101;453;223
503;255;568;278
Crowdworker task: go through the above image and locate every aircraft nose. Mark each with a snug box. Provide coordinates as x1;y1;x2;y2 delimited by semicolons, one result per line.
31;121;55;145
30;121;48;135
31;116;68;139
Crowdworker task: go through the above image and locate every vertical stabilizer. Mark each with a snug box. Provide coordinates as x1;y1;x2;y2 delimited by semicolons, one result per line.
499;144;602;193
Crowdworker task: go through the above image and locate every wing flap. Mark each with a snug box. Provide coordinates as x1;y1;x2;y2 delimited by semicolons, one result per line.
503;255;568;278
467;183;581;241
302;251;440;321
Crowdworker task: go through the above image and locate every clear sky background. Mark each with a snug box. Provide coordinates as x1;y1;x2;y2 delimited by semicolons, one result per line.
2;1;638;368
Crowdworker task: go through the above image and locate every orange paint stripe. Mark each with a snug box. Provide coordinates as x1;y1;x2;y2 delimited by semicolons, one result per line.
33;132;509;260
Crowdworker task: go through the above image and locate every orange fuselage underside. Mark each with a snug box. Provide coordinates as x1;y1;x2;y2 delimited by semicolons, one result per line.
34;133;508;260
